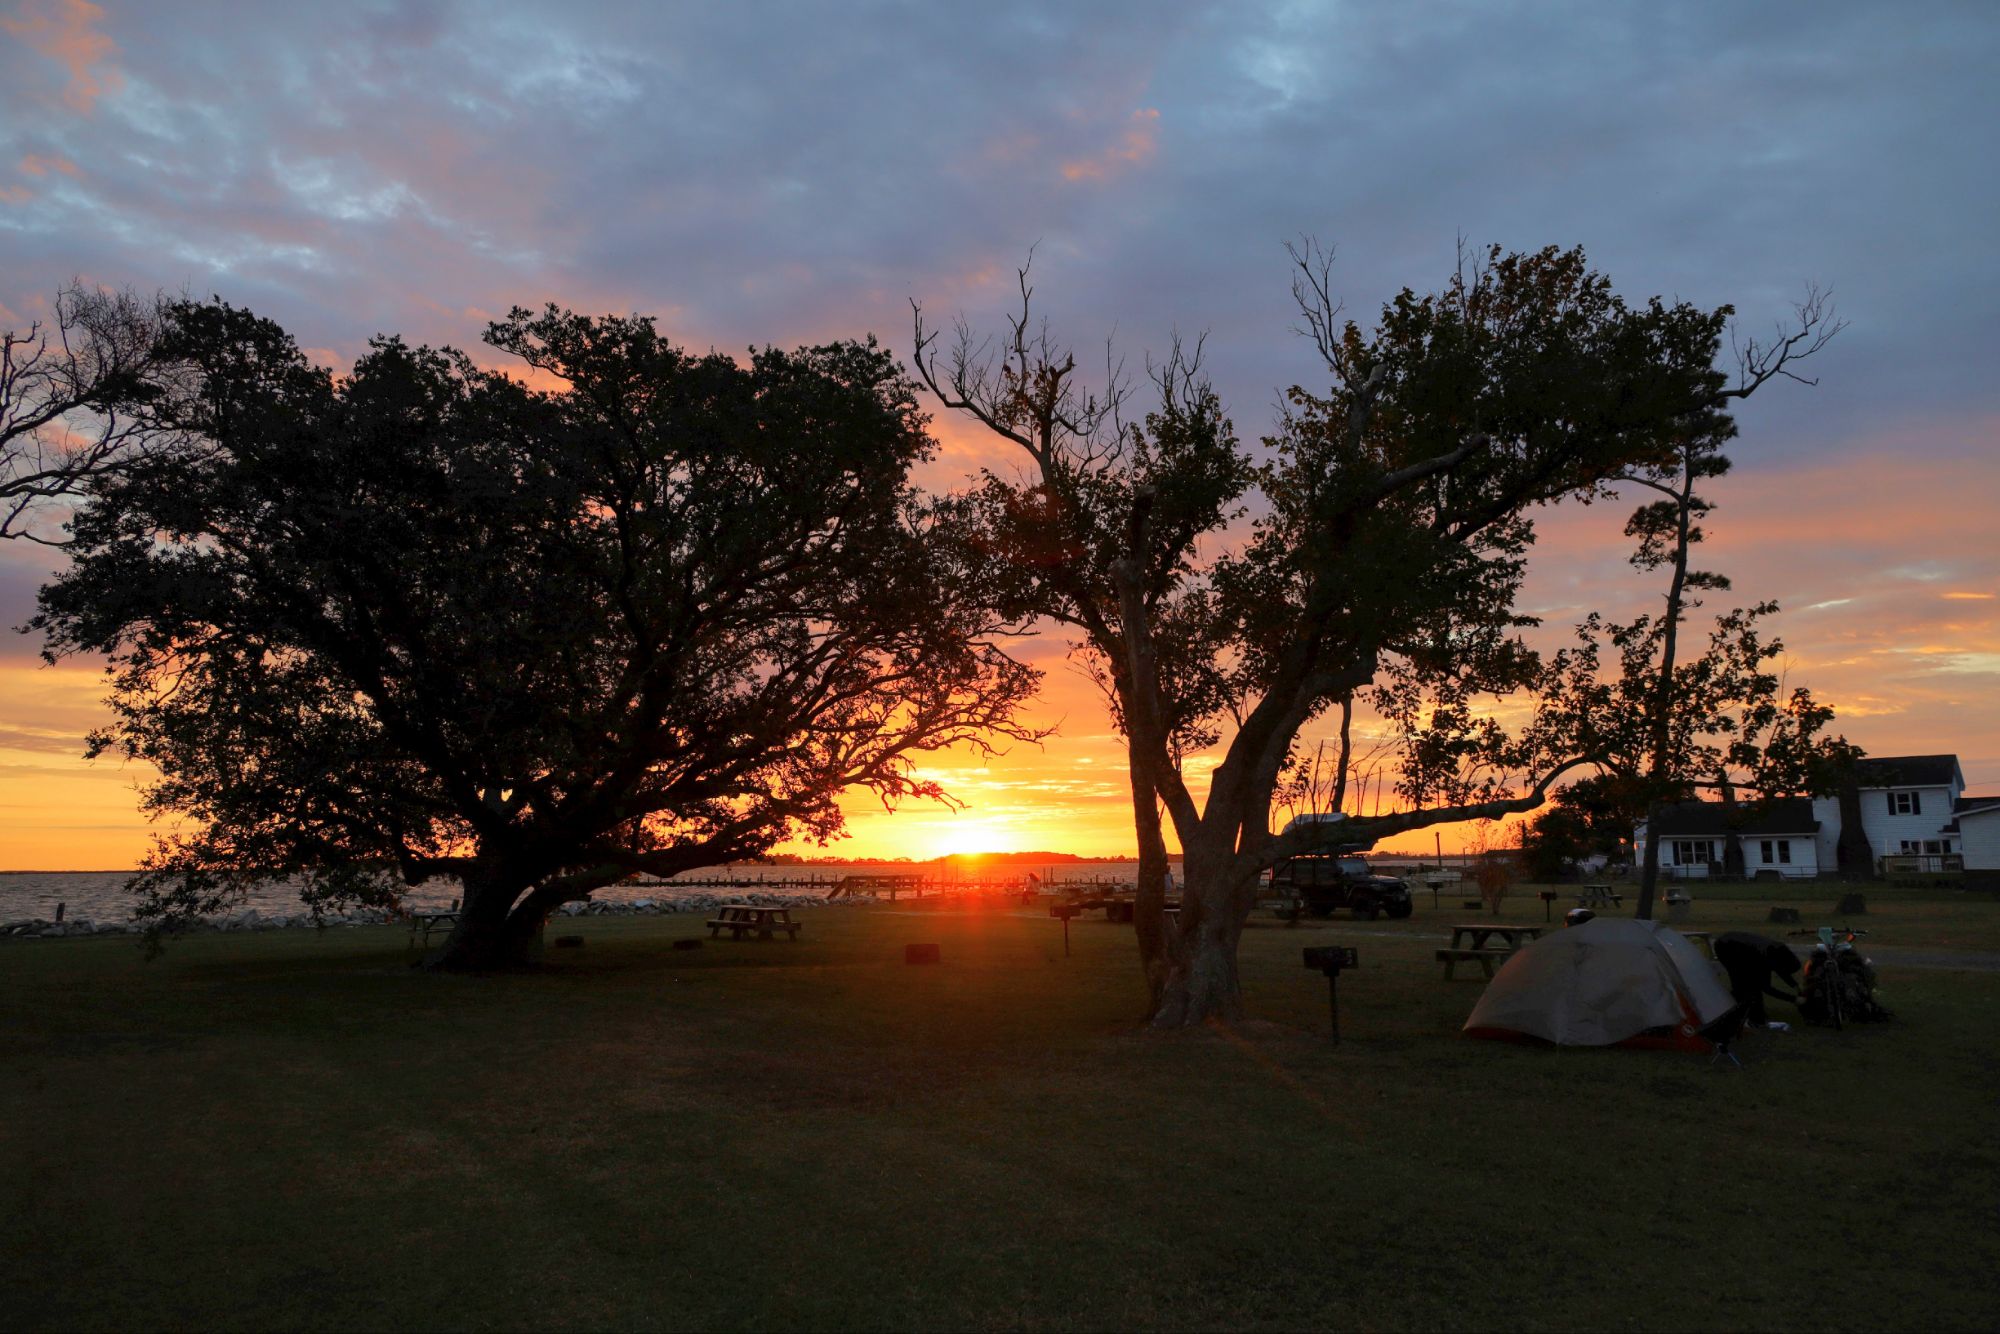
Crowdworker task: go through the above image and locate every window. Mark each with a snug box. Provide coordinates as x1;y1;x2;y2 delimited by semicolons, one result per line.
1777;840;1792;864
1899;840;1918;854
1923;840;1942;855
1672;840;1712;865
1890;791;1921;816
1761;839;1793;864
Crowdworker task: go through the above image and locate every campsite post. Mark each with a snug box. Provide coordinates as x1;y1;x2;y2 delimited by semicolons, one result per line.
1302;946;1359;1045
1051;902;1081;957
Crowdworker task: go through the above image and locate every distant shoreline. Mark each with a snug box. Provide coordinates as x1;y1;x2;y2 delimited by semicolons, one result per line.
0;855;1167;875
0;849;1473;876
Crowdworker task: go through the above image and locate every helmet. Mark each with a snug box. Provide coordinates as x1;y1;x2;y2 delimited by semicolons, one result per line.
1565;907;1595;927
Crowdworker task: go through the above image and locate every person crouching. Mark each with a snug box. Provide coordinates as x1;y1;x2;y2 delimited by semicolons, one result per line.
1712;931;1802;1028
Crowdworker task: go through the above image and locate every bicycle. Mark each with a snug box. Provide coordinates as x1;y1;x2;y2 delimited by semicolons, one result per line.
1789;926;1886;1028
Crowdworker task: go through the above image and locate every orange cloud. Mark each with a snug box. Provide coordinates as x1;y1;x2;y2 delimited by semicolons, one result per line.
1943;591;1995;600
18;152;78;177
2;0;119;112
1060;108;1159;182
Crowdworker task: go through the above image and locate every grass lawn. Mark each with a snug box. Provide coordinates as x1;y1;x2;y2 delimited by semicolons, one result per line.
4;885;1998;1331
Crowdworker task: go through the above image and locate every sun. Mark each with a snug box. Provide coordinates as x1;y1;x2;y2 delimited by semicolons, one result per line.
926;818;1022;861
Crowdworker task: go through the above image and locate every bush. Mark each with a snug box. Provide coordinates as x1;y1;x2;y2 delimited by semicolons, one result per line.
1474;856;1515;915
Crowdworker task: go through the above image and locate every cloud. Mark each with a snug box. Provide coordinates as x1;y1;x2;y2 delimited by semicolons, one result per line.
1;2;1996;858
17;152;77;176
1060;108;1161;182
0;724;84;753
1;0;119;111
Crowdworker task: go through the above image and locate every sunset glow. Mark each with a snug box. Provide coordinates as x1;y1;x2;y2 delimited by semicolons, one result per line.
2;4;1995;869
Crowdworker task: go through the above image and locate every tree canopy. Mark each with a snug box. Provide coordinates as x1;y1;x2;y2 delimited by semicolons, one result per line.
1534;293;1849;909
2;284;180;543
35;300;1039;966
918;243;1834;1024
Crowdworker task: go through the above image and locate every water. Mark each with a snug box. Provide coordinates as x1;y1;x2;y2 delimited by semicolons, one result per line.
0;861;1157;925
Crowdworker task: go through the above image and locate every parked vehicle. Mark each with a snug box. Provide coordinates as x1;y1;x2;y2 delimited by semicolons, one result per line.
1053;880;1178;924
1792;926;1890;1028
1268;855;1414;920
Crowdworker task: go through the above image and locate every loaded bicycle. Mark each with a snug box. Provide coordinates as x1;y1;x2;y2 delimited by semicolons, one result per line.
1789;926;1890;1028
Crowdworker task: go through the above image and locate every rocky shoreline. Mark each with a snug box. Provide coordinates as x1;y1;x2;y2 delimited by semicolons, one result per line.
0;890;880;940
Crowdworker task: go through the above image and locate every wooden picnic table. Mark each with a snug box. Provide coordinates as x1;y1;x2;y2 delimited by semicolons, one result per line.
1450;922;1544;951
407;903;459;949
1574;883;1624;909
1436;922;1544;980
706;904;802;941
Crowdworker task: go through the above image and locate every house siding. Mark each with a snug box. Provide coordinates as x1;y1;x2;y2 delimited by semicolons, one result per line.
1856;784;1961;856
1635;828;1819;880
1626;759;1974;879
1960;808;2000;871
1748;835;1820;879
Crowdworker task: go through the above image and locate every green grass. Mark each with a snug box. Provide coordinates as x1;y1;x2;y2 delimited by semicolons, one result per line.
4;888;1998;1332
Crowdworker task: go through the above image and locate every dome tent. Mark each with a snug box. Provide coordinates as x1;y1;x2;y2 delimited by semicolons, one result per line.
1464;917;1738;1051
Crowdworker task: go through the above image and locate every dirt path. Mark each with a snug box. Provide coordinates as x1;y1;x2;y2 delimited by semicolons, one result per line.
1864;944;2000;972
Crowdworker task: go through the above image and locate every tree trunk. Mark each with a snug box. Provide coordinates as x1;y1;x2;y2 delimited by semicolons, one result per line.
423;859;541;971
1637;796;1667;920
1718;775;1746;879
1637;464;1696;922
1127;759;1180;1008
1836;780;1877;879
1147;844;1256;1028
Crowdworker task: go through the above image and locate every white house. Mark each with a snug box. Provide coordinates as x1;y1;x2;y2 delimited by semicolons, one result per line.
1955;796;2000;872
1635;797;1822;880
1810;754;1982;866
1637;755;1997;880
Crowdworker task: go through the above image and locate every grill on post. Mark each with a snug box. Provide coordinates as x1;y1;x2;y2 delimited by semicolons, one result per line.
1302;945;1359;1044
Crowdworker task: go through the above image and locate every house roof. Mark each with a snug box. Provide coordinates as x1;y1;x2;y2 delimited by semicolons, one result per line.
1952;796;2000;832
1646;797;1820;838
1853;754;1962;788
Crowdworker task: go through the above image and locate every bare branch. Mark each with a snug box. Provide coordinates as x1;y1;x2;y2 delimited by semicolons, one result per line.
1285;235;1346;374
1720;283;1845;402
1;282;184;543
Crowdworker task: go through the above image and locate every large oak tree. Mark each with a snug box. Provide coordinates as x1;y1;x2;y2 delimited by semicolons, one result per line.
35;301;1039;968
918;244;1827;1025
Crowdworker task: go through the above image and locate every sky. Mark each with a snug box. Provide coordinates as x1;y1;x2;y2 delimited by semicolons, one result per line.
1;0;1996;868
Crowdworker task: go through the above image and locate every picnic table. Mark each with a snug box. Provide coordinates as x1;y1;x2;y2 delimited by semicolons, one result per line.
1451;923;1545;951
705;904;802;941
1436;922;1543;980
407;902;459;949
1574;884;1624;909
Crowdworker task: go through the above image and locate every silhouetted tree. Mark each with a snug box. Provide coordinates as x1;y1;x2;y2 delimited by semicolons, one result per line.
1541;601;1861;898
918;244;1815;1025
35;301;1039;968
1579;294;1845;913
2;284;181;543
1520;774;1636;879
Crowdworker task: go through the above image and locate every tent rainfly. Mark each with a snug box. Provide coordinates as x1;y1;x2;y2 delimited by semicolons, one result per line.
1463;917;1737;1051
